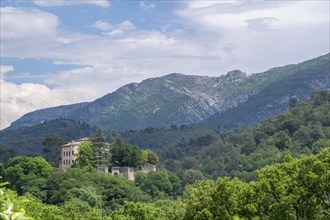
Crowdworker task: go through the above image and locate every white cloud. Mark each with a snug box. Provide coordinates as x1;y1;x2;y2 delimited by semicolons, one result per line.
0;65;14;76
0;66;117;130
118;20;136;31
176;0;330;72
140;1;156;10
245;17;277;32
105;29;124;36
92;20;113;31
0;2;329;129
0;65;64;129
33;0;110;8
101;20;136;36
0;7;58;40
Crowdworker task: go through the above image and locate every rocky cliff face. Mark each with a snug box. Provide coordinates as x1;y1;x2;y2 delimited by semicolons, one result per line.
9;54;330;131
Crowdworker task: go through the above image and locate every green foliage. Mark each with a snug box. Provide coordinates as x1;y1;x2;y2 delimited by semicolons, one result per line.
1;140;328;220
111;201;165;220
183;169;204;185
0;119;96;155
91;129;111;167
121;123;232;151
146;150;159;165
42;136;65;166
183;179;216;220
24;195;63;220
0;147;16;165
0;164;4;180
60;200;103;220
111;139;144;168
73;141;95;171
253;148;330;219
135;169;181;199
65;186;102;209
0;182;32;220
4;156;53;199
157;92;330;181
45;168;150;210
182;148;330;219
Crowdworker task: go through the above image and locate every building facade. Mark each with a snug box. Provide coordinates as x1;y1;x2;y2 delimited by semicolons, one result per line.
59;138;89;170
111;166;135;181
141;163;157;174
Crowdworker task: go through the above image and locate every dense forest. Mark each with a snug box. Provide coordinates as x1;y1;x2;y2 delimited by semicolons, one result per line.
0;119;96;155
120;91;330;181
1;91;329;219
1;148;329;219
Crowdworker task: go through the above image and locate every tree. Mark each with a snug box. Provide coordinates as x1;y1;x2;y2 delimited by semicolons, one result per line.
23;195;63;220
183;169;204;185
274;131;291;150
289;97;299;109
253;148;330;219
0;163;4;179
0;181;32;220
141;150;159;165
183;180;216;220
135;170;173;198
147;150;159;165
111;139;143;168
42;136;65;166
60;200;103;220
74;141;95;171
111;201;165;220
65;186;102;209
5;156;53;198
0;147;16;165
90;129;110;167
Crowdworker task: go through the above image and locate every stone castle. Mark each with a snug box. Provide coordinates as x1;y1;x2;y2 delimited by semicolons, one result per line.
59;138;156;180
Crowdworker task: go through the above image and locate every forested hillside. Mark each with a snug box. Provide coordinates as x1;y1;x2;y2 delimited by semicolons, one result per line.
155;91;330;181
0;119;96;155
1;92;329;220
120;123;235;151
1;148;329;219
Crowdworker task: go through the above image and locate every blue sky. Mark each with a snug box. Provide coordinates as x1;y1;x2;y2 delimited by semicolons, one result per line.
1;0;329;129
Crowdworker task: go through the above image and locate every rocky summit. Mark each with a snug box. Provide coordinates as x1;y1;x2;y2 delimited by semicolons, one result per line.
8;54;330;131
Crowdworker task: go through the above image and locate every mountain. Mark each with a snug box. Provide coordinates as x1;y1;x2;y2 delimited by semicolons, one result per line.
0;119;96;154
157;91;330;181
205;54;330;125
8;54;330;131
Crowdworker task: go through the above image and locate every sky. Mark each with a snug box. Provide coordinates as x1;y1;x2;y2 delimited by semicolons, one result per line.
0;0;329;130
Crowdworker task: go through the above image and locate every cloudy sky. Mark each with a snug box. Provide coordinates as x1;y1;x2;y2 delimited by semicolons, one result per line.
1;0;329;129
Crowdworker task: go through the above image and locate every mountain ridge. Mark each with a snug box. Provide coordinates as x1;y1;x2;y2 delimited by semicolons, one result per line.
8;53;330;131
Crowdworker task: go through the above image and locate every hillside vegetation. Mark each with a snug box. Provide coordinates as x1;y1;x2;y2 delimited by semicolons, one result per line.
0;119;96;155
1;147;329;219
153;91;330;181
1;92;329;220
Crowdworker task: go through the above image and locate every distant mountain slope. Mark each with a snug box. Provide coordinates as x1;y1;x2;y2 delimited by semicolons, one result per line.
0;119;96;154
8;53;330;131
205;54;330;125
9;102;89;129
